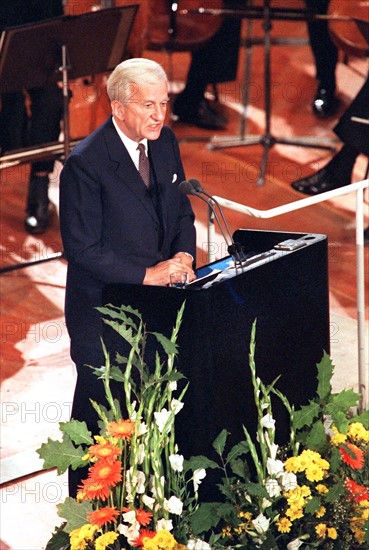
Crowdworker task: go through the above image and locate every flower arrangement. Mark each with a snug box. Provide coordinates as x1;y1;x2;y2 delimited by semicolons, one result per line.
37;303;213;550
189;323;369;549
38;307;369;549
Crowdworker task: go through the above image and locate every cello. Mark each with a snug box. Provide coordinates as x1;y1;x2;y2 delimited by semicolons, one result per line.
145;0;222;52
327;0;369;58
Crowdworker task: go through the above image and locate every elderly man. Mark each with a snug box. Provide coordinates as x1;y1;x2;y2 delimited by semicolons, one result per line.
59;58;196;495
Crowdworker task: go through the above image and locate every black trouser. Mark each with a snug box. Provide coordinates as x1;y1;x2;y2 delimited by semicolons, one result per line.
305;0;338;91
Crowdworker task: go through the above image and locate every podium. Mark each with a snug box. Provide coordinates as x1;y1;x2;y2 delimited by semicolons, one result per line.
103;229;329;491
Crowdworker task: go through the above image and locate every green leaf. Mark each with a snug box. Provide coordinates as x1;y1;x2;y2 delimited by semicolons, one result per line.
36;437;87;474
45;526;70;550
304;495;321;515
212;429;229;456
60;421;93;446
293;400;320;430
244;481;269;498
331;388;361;411
325;479;345;503
304;421;328;453
316;351;334;400
57;497;93;533
190;502;229;534
184;455;219;472
230;457;251;480
226;441;250;464
150;332;178;355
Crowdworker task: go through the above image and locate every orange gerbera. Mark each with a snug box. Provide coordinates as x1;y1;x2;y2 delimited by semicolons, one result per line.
88;506;120;528
340;443;364;470
345;478;369;503
107;419;136;439
88;459;122;488
89;441;121;462
78;478;111;501
136;508;153;526
131;529;156;547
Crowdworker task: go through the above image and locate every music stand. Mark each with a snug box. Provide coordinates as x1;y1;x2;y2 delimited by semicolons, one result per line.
0;6;138;275
0;5;138;160
207;0;339;185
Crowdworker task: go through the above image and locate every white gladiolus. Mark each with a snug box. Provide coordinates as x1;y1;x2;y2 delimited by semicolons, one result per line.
118;520;140;543
169;454;184;472
137;443;145;464
164;495;183;515
141;494;155;510
266;457;285;477
157;518;173;531
252;513;270;535
154;408;171;433
137;422;148;436
260;413;275;429
170;398;184;415
265;478;281;498
278;471;298;491
287;538;304;549
187;539;212;549
193;468;206;492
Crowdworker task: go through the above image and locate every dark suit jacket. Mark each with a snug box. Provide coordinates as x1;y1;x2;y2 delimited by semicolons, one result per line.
59;117;196;367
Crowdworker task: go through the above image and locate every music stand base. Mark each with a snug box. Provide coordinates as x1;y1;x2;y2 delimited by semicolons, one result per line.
208;134;338;185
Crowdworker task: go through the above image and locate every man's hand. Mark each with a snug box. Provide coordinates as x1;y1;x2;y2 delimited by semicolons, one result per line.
143;255;196;286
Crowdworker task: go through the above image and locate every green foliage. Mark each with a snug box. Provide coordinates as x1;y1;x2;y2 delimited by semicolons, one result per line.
57;498;93;533
36;436;86;474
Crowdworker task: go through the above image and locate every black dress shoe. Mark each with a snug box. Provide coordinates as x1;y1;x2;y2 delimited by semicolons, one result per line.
313;87;340;118
172;99;227;130
25;201;55;234
291;167;349;195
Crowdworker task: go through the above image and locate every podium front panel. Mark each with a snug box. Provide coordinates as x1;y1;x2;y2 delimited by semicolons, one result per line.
103;230;329;495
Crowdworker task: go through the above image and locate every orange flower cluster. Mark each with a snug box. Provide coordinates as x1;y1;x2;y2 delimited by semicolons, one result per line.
77;434;124;502
339;443;365;470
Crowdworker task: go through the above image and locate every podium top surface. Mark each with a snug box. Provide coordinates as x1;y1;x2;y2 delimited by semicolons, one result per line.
0;5;138;93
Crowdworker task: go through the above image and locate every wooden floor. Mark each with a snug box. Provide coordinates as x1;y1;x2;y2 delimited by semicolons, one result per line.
0;16;368;550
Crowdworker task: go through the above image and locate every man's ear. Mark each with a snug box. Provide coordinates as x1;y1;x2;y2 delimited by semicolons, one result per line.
111;100;125;121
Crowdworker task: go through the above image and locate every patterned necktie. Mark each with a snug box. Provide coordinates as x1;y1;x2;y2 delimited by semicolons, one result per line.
137;143;150;188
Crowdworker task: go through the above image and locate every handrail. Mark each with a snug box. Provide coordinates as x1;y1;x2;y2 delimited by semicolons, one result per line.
206;179;368;411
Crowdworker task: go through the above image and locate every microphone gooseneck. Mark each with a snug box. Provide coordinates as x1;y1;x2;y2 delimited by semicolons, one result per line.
179;179;245;265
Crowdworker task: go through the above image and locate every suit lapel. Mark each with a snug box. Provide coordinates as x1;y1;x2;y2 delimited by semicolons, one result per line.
102;119;159;223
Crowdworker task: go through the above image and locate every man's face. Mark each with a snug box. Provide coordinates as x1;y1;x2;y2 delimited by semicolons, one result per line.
112;80;169;142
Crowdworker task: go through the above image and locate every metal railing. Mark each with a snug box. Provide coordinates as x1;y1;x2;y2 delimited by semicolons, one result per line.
206;180;369;411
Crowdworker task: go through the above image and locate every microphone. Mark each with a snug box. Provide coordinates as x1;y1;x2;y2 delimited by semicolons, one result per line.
179;179;245;265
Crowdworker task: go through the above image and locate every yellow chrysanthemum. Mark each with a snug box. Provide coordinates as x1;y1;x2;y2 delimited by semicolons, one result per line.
315;523;327;538
327;527;338;540
95;531;119;550
70;524;98;550
286;505;304;521
330;426;347;446
347;422;369;443
276;517;292;533
284;456;301;473
316;484;329;495
143;529;177;550
315;506;326;518
305;465;325;482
